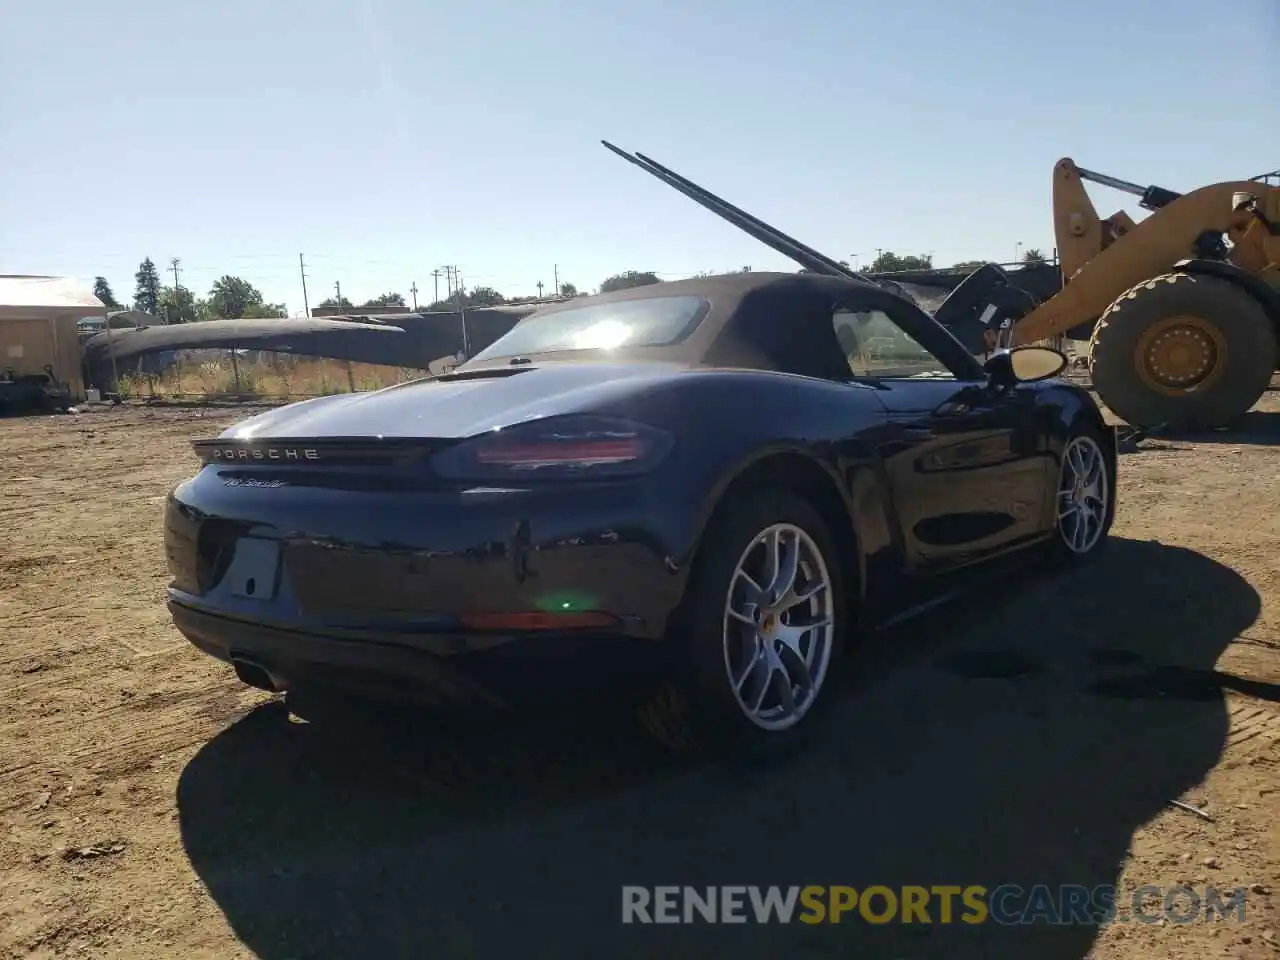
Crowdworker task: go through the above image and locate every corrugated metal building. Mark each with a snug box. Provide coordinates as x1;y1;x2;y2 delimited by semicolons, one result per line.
0;276;103;402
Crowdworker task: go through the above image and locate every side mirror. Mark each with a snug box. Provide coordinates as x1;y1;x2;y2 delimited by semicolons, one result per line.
984;345;1067;386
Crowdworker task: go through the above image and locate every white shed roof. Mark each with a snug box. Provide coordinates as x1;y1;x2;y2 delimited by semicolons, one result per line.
0;275;106;317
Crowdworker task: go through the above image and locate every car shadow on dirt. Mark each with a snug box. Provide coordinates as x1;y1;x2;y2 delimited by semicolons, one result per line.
177;537;1260;960
1138;411;1280;449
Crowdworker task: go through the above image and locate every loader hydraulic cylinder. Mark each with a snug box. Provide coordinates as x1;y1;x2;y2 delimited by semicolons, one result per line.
1074;166;1182;211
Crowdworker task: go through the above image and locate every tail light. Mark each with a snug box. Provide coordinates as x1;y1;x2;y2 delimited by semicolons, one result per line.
430;415;673;481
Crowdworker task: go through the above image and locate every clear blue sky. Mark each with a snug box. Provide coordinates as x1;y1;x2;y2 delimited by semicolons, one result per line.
2;0;1277;314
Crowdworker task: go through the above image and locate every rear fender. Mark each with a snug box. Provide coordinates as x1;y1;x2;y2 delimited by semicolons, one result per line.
686;444;877;609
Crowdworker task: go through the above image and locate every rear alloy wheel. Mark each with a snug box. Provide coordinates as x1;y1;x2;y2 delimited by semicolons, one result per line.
1052;427;1113;561
639;489;848;760
722;523;836;732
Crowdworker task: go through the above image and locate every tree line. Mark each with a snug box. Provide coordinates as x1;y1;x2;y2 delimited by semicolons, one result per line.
853;249;1047;273
93;258;287;325
303;271;682;314
312;278;587;314
90;261;659;323
92;250;1049;324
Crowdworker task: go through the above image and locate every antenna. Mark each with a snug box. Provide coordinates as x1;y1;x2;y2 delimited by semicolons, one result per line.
602;141;872;284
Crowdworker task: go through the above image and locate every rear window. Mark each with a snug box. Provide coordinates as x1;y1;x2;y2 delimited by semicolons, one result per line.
469;295;710;361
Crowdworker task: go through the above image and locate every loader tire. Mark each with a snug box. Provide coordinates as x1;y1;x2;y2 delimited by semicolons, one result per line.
1088;272;1277;430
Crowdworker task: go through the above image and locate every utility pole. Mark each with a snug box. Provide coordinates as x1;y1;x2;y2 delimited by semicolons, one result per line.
553;264;559;297
409;282;419;311
536;280;544;299
334;280;342;309
431;269;441;304
166;258;182;323
456;269;470;359
299;254;311;317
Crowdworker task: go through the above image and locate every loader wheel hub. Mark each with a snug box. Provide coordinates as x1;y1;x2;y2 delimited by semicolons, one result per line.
1134;316;1227;394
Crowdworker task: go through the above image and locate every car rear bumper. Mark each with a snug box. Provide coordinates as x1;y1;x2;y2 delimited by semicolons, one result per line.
163;471;700;709
169;599;670;710
164;471;699;641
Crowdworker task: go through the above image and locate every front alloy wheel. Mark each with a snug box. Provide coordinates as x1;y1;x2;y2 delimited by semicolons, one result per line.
1056;433;1110;556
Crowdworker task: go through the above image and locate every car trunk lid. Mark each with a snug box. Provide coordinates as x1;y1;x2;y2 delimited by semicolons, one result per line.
198;360;690;448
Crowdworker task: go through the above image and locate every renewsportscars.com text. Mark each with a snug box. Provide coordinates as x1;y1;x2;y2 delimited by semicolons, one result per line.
621;884;1249;926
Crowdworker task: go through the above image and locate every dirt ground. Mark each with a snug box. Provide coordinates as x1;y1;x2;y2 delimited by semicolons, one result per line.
0;393;1277;960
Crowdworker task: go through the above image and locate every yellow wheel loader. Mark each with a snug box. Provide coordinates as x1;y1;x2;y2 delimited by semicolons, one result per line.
1012;160;1280;429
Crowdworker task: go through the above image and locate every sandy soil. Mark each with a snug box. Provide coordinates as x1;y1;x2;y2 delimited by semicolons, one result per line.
0;394;1277;960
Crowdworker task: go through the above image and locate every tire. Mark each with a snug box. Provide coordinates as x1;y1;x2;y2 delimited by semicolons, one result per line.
1049;420;1116;564
1088;272;1277;429
639;488;849;762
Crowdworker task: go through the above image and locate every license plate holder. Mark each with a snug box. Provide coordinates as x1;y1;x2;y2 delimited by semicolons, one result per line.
227;538;281;600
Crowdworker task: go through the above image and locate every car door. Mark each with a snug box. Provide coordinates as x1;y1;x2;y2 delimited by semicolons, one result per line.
832;291;1053;576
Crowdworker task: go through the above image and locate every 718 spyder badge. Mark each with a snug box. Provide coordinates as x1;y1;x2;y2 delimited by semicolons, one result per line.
223;478;286;488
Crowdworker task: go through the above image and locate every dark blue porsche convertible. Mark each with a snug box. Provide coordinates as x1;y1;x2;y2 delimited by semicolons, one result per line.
163;270;1116;757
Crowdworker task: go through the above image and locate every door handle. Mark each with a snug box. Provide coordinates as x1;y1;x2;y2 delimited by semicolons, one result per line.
900;427;935;440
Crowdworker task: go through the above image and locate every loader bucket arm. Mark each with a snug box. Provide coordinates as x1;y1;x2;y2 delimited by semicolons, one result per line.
602;141;870;283
1054;158;1186;278
1013;178;1280;345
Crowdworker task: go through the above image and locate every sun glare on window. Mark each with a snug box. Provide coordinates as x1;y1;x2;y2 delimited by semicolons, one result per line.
573;319;633;350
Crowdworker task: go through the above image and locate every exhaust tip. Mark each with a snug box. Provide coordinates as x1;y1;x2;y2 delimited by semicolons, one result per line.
231;656;279;692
